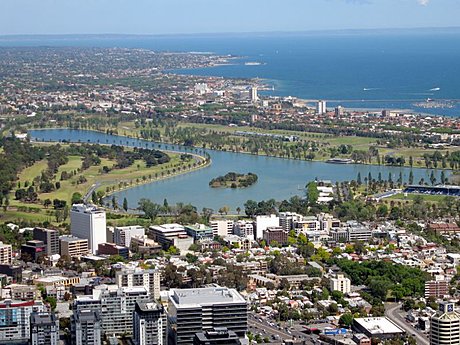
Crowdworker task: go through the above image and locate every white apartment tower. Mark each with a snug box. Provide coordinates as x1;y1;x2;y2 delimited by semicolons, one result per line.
0;241;12;264
115;267;161;300
329;273;351;294
316;100;327;115
114;226;145;248
70;204;106;254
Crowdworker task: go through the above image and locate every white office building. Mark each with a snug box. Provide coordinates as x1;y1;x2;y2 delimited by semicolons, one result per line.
114;226;145;248
431;302;460;345
255;215;279;239
70;204;106;254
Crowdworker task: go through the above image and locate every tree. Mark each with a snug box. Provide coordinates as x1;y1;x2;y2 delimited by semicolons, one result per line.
71;192;83;204
306;181;319;204
122;197;128;212
408;171;414;185
138;198;162;221
244;200;258;217
339;313;354;327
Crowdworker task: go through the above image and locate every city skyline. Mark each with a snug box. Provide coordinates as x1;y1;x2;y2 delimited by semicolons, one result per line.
1;0;460;36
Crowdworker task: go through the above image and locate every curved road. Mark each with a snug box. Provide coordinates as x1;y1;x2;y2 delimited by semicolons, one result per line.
385;303;429;345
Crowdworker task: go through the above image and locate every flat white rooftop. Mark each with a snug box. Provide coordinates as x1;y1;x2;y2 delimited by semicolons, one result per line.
170;287;246;308
354;317;404;335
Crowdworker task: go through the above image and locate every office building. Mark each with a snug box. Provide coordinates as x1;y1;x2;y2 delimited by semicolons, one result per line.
114;225;145;248
70;204;106;254
329;273;351;294
30;312;59;345
168;287;247;345
0;242;12;265
59;235;89;257
21;240;46;262
71;310;102;345
263;227;288;246
210;220;234;237
133;301;166;345
346;221;373;243
194;328;241;345
430;302;460;345
33;228;59;256
149;224;193;252
73;285;151;336
255;215;279;239
352;317;404;340
185;224;213;241
0;300;46;344
115;267;161;300
97;243;129;259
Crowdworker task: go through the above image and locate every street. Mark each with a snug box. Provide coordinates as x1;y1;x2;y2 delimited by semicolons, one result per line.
385;303;429;345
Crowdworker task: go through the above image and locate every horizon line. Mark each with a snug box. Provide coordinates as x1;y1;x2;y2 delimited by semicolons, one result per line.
1;26;460;39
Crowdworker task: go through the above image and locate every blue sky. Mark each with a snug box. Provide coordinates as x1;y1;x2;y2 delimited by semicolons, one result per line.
1;0;459;35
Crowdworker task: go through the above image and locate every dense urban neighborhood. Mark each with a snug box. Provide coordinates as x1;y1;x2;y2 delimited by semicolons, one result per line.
0;45;460;345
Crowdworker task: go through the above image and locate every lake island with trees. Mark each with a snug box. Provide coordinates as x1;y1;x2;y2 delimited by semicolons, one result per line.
209;172;258;189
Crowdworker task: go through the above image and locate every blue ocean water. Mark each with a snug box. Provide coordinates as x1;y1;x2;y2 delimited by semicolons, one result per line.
2;31;460;115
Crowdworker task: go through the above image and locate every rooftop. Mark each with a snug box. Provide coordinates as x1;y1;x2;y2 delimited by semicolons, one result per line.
354;317;404;335
170;287;246;307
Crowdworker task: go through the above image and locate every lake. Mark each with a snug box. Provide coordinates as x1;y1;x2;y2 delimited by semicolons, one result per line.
29;129;448;211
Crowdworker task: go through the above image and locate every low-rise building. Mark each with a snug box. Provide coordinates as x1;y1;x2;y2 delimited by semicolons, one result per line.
97;243;129;259
352;317;404;340
59;235;89;257
263;227;288;246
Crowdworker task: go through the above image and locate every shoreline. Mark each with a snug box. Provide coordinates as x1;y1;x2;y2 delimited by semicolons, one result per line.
28;127;453;172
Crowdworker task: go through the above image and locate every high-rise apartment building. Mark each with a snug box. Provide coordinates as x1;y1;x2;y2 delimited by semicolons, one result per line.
73;285;151;336
71;310;102;345
316;100;327;115
115;267;161;300
114;226;145;248
70;204;106;254
329;273;351;294
210;220;234;237
133;301;166;345
0;300;46;343
30;312;59;345
168;287;247;345
0;241;12;265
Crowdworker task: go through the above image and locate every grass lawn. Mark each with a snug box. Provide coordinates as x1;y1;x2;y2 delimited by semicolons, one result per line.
5;147;200;225
386;193;448;203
